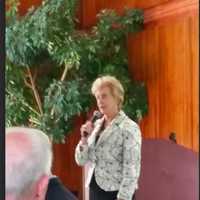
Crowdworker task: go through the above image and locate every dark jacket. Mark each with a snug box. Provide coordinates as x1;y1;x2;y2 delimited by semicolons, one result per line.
46;176;78;200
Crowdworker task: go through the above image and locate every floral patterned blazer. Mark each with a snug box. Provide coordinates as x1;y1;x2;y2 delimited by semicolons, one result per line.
75;110;142;200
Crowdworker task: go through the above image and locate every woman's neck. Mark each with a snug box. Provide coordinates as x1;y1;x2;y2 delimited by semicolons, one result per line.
104;110;119;123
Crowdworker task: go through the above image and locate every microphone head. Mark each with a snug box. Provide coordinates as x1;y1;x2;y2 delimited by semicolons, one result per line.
91;110;103;123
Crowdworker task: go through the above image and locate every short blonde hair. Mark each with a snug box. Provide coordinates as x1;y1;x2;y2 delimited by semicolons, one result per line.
91;75;124;109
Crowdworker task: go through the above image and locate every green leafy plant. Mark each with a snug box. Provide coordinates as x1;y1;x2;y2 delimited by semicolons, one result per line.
6;0;148;143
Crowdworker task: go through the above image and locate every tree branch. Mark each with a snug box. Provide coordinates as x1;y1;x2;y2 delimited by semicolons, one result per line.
24;77;32;88
61;63;72;81
26;66;43;115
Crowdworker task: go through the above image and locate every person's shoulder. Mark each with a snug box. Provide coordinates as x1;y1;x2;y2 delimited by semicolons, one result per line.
119;111;139;129
46;176;78;200
115;111;142;145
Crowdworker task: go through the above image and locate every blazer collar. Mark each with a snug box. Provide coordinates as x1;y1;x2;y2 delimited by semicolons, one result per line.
95;110;127;146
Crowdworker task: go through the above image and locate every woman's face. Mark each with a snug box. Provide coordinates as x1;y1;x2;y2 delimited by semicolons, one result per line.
94;86;119;116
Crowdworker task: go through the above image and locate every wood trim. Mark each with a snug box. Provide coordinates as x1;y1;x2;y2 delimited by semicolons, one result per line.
144;0;199;23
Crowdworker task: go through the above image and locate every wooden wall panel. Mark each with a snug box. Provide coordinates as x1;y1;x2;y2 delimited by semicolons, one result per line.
127;27;161;139
190;15;199;152
128;10;198;152
94;0;170;12
18;0;42;15
79;0;171;28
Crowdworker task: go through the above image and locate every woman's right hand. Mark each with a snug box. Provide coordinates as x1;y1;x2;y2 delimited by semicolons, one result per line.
80;121;94;143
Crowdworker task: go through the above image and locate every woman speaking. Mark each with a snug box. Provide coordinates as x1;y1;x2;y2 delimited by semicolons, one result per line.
75;75;142;200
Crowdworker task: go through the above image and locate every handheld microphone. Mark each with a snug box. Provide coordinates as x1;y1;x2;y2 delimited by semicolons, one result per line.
83;110;103;137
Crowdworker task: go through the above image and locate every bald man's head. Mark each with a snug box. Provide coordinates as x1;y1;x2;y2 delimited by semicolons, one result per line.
6;127;53;200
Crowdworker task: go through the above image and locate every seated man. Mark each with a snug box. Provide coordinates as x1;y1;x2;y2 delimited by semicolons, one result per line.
6;127;77;200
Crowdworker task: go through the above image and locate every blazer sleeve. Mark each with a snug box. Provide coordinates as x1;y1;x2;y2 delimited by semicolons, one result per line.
74;119;101;166
117;125;142;200
75;142;89;166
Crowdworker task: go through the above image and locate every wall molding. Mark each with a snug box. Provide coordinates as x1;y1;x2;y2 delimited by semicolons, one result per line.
144;0;199;23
